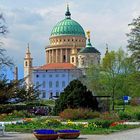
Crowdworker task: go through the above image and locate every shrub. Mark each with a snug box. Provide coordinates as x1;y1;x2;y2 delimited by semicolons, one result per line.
59;108;100;120
94;120;113;128
114;100;124;106
135;112;140;120
0;104;28;113
45;119;61;127
118;111;132;120
130;98;140;106
100;112;119;120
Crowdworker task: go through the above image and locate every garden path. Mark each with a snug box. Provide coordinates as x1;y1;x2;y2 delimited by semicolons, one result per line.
0;128;140;140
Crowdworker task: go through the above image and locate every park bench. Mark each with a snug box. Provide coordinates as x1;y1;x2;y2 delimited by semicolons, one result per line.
0;123;5;135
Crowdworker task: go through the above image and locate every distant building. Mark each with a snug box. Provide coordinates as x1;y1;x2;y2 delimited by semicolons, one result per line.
24;5;100;99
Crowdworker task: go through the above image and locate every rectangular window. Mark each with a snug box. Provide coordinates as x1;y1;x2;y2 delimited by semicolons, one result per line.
56;81;59;88
62;81;65;88
49;92;53;99
49;81;52;88
36;81;39;87
42;91;46;98
42;81;46;88
49;74;52;78
56;92;59;97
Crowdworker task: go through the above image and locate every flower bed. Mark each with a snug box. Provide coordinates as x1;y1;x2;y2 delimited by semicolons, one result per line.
58;129;80;139
33;129;58;140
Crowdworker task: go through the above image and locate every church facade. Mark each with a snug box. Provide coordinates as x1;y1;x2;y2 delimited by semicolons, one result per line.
24;5;100;99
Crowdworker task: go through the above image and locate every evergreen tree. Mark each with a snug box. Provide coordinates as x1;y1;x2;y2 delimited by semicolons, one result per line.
54;79;98;115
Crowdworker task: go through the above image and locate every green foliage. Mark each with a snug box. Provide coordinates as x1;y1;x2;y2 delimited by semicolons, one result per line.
44;119;61;127
101;48;136;110
53;80;99;115
15;84;40;103
100;112;119;121
130;97;140;106
126;72;140;97
135;112;140;120
0;75;40;104
81;64;102;95
0;110;35;121
59;108;100;120
127;16;140;68
118;111;132;120
93;120;114;128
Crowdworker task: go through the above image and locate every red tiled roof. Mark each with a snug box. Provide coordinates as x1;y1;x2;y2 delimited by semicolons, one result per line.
34;63;76;70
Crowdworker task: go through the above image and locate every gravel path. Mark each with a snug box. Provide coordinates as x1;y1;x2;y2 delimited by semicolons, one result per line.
0;128;140;140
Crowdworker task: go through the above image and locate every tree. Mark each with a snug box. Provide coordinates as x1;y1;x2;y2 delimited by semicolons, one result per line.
0;75;16;104
53;79;98;115
80;64;103;95
0;75;40;104
101;48;135;110
127;16;140;68
0;14;13;71
125;71;140;97
15;85;40;103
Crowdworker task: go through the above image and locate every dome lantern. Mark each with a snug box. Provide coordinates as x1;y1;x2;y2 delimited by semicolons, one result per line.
65;4;71;19
86;31;92;47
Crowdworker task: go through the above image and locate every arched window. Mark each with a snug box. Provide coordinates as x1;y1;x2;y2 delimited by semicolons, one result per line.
63;55;66;62
25;61;28;66
30;61;32;67
72;57;74;63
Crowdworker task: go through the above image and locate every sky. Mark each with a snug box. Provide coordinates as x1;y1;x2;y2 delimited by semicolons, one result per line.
0;0;140;79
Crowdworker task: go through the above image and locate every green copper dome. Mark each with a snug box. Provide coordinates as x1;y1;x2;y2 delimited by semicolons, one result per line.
51;5;85;37
79;39;100;54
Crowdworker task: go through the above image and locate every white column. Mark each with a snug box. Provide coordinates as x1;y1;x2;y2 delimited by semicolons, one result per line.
61;49;63;63
52;49;54;63
49;50;51;63
65;49;68;62
56;49;58;63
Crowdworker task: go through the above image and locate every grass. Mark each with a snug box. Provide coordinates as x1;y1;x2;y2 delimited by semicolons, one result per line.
5;123;140;134
5;118;140;135
2;104;140;134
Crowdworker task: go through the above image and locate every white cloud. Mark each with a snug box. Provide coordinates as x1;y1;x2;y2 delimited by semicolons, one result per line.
0;0;140;79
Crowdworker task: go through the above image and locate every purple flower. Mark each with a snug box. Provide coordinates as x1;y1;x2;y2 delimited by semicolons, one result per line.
58;129;80;133
34;129;57;134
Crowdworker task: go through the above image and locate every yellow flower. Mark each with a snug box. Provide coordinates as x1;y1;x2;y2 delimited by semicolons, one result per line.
67;120;74;125
83;124;88;128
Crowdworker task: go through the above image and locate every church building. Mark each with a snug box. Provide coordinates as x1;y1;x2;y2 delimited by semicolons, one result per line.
24;5;100;99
